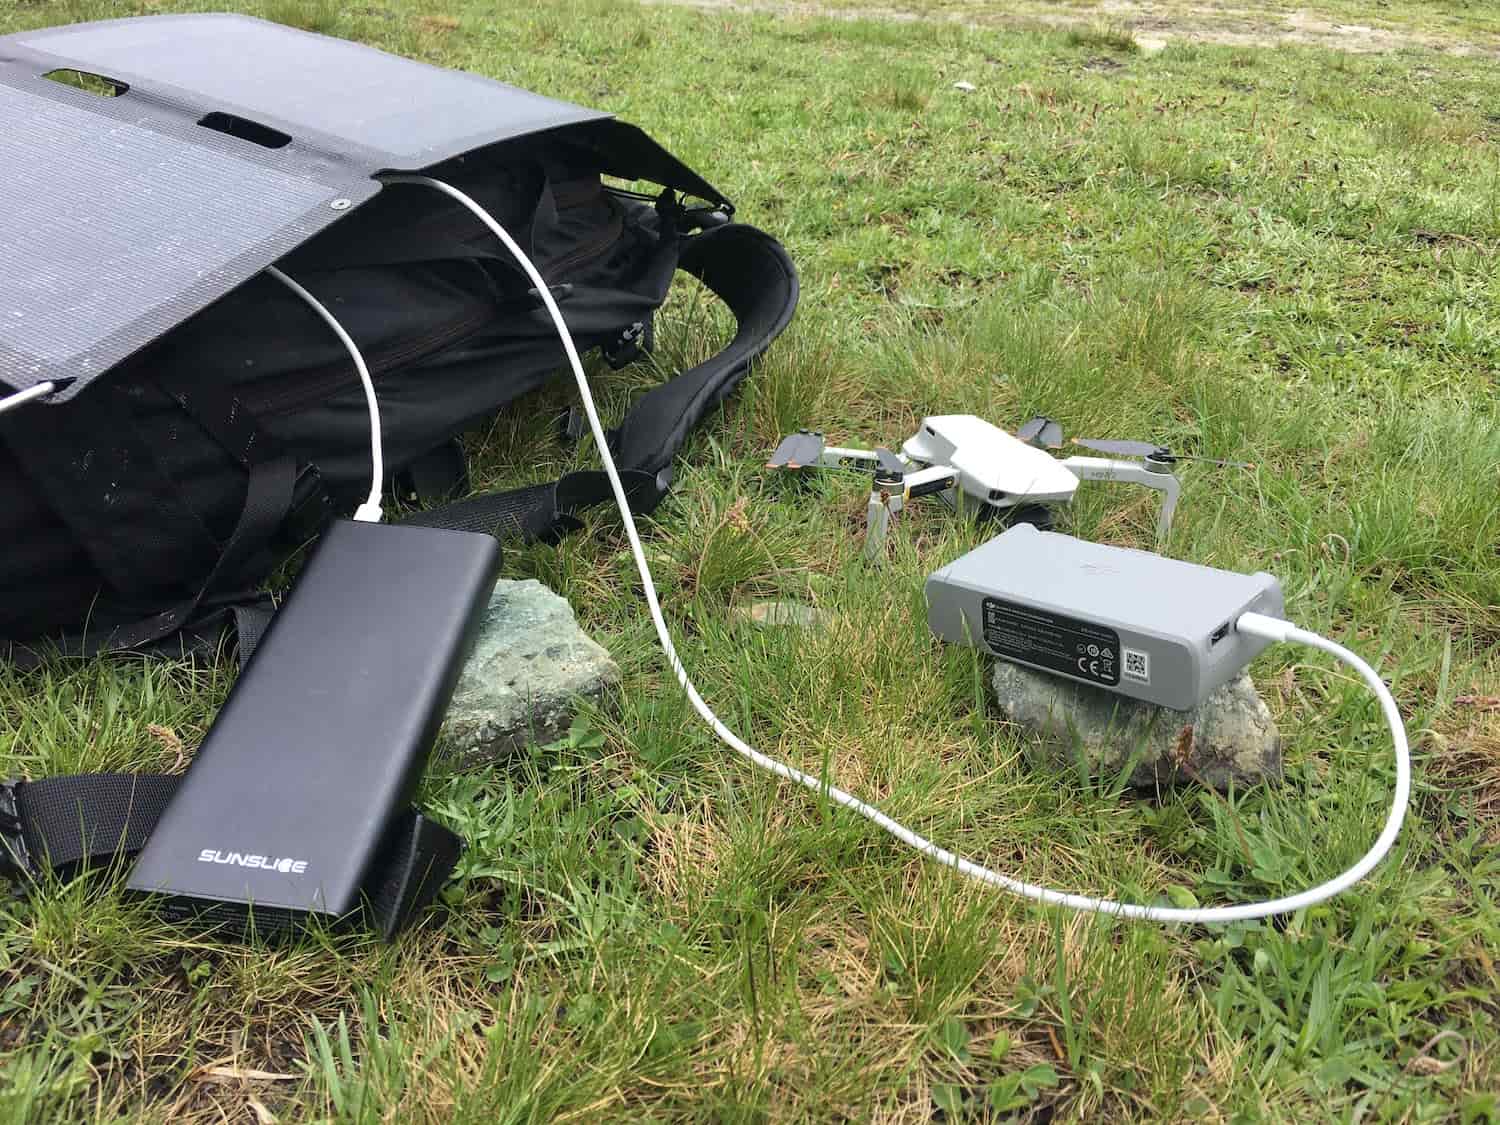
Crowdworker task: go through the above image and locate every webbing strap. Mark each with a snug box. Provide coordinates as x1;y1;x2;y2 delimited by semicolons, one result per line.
155;372;281;471
401;469;665;541
401;480;562;539
8;773;178;879
231;601;276;661
611;223;798;476
0;774;460;938
94;454;295;651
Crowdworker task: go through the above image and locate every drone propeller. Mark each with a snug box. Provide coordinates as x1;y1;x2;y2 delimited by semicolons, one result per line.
1070;437;1253;469
1070;436;1159;458
1016;415;1064;449
767;430;827;470
874;447;908;479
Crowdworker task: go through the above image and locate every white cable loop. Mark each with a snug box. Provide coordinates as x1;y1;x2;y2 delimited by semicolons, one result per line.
383;173;1411;924
266;266;384;522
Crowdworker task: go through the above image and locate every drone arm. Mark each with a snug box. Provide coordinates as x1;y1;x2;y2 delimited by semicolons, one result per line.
903;464;959;497
819;444;888;470
768;431;896;473
1061;456;1181;539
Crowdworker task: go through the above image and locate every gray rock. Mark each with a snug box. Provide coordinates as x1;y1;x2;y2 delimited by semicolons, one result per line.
444;579;619;762
991;662;1281;789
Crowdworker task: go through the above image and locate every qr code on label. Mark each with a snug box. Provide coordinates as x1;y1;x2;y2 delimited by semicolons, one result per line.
1123;648;1150;681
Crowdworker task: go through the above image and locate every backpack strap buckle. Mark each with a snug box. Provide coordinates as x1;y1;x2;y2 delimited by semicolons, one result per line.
604;318;653;370
682;205;732;231
277;462;334;545
0;781;38;885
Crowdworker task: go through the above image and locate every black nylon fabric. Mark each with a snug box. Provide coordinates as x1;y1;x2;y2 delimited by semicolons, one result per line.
95;163;678;510
401;469;668;541
1;456;294;667
363;810;465;940
1;119;796;659
0;441;98;639
0;384;222;605
396;439;469;506
400;227;798;541
230;603;275;659
12;773;179;878
401;480;561;539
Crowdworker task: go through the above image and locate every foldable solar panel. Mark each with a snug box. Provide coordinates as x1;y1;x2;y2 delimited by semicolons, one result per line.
0;13;714;401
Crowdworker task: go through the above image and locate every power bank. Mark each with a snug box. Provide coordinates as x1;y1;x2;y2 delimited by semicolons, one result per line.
126;519;501;933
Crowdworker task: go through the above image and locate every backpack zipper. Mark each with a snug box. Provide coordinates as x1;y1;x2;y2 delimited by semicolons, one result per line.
241;299;498;418
242;193;627;418
540;193;624;282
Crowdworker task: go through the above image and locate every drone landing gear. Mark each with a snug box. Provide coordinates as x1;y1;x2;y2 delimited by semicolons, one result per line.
862;463;958;560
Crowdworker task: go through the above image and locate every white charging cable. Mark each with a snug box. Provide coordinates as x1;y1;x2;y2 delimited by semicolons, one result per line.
382;173;1412;923
0;381;62;418
266;266;384;523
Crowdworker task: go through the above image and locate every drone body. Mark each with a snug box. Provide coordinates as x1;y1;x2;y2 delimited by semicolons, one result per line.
900;415;1082;509
768;414;1205;556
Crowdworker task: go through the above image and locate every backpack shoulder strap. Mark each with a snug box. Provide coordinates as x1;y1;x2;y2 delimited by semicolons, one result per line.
610;222;798;479
406;222;798;540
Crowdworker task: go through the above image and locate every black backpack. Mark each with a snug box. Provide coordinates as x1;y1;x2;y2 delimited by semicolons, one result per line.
0;16;798;665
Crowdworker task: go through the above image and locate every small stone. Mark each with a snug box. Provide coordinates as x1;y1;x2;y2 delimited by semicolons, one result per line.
953;80;977;92
737;600;833;629
444;579;618;762
991;662;1280;789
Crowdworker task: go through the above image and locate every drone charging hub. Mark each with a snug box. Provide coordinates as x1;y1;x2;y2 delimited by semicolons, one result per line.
926;523;1285;710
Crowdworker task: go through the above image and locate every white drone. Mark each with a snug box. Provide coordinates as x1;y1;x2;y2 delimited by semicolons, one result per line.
768;414;1250;557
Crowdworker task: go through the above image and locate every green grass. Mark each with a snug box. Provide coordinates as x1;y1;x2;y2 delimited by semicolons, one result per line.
3;0;1499;1120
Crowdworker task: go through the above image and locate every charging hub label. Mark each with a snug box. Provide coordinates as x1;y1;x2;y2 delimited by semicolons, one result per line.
981;598;1121;686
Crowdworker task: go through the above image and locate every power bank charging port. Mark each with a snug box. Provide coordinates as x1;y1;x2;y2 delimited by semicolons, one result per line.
1210;620;1232;647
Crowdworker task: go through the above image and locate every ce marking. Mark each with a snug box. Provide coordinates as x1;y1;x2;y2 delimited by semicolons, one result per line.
1076;656;1102;677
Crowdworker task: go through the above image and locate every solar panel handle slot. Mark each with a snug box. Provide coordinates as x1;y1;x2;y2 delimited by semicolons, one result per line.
197;112;292;150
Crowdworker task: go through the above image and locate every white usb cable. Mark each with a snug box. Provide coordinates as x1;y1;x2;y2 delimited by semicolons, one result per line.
0;381;62;417
381;172;1414;923
266;266;384;523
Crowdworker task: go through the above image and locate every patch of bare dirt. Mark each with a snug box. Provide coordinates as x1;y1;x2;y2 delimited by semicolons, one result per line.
646;0;1500;59
1097;2;1500;57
